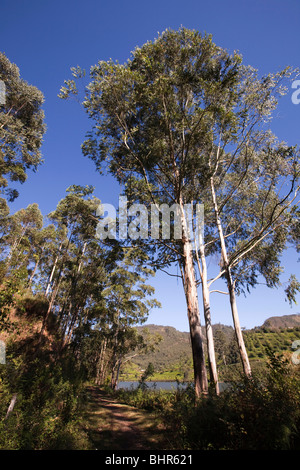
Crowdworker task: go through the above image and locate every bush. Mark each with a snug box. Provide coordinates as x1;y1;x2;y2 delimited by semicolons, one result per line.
163;354;300;450
115;385;175;412
0;349;90;449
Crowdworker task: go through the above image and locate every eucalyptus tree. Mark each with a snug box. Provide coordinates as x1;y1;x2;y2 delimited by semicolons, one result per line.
27;223;59;288
60;27;299;394
200;72;300;376
0;52;46;201
40;185;101;336
0;203;44;331
100;245;160;389
4;203;43;270
38;183;160;382
60;28;244;395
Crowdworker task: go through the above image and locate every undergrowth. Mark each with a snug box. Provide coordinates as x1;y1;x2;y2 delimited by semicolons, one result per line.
113;354;300;450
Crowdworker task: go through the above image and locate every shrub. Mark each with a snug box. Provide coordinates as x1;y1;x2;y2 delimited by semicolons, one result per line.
0;349;90;449
163;354;300;450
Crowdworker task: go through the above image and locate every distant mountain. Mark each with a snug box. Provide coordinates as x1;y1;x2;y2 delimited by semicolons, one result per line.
131;315;300;374
134;325;191;371
261;314;300;330
134;323;234;372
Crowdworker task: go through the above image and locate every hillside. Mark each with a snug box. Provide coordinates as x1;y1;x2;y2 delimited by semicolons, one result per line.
262;314;300;330
120;314;300;381
134;325;191;370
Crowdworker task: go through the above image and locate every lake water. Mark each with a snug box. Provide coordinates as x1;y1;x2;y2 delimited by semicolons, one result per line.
117;381;229;392
117;381;183;391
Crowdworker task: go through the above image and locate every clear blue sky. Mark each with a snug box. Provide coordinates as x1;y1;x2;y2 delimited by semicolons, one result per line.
1;0;299;331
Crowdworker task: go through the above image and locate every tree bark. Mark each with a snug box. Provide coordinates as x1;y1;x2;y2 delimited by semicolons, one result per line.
45;240;63;296
179;201;208;397
7;226;27;263
5;393;17;420
28;250;43;287
40;275;62;338
96;338;108;385
210;177;251;377
198;243;220;394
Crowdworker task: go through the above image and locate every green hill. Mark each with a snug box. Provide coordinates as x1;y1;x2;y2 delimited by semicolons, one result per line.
120;314;300;381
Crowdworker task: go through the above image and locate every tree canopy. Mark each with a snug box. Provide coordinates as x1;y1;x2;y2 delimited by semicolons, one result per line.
0;52;45;201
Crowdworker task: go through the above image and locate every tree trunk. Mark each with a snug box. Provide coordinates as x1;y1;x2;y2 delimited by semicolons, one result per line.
5;393;17;420
45;240;63;296
40;275;62;338
115;353;123;390
7;226;27;263
179;201;208;397
111;313;120;391
28;255;41;287
198;243;220;394
226;268;251;376
96;338;108;385
210;177;251;377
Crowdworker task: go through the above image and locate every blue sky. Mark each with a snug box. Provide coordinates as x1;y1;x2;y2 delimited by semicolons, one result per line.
1;0;300;331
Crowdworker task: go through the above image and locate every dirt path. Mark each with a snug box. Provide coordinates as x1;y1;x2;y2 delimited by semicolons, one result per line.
84;386;168;451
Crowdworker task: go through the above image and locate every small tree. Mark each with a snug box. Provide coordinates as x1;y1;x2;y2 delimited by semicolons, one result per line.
139;362;155;389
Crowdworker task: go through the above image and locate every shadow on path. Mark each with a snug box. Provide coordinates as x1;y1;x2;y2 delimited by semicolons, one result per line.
85;386;168;451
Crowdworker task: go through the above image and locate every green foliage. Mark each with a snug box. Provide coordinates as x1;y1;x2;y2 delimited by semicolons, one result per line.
139;362;155;388
244;326;300;362
0;347;91;450
120;322;300;382
0;267;27;331
114;385;176;413
116;355;300;450
0;30;299;449
176;355;299;450
285;275;300;305
61;26;300;392
0;52;46;201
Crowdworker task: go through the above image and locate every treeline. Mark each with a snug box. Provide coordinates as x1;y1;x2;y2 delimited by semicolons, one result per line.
0;185;160;448
0;183;161;380
0;48;161;449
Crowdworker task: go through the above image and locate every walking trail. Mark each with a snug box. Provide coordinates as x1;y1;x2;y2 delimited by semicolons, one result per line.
84;386;168;451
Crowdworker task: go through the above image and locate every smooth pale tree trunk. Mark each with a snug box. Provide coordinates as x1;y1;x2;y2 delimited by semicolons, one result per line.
28;257;40;287
198;243;220;394
210;177;251;377
191;199;219;393
179;200;208;397
7;225;27;263
40;276;63;338
226;268;252;376
45;241;64;296
63;241;88;343
5;393;17;420
40;239;72;337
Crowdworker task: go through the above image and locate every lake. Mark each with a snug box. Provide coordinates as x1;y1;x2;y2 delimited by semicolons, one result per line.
117;381;183;391
117;381;230;392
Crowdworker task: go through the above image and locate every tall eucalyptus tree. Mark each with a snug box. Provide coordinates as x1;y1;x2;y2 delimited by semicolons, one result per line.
60;28;299;394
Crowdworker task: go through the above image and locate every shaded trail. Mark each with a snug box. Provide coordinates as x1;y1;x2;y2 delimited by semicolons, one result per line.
85;386;168;450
